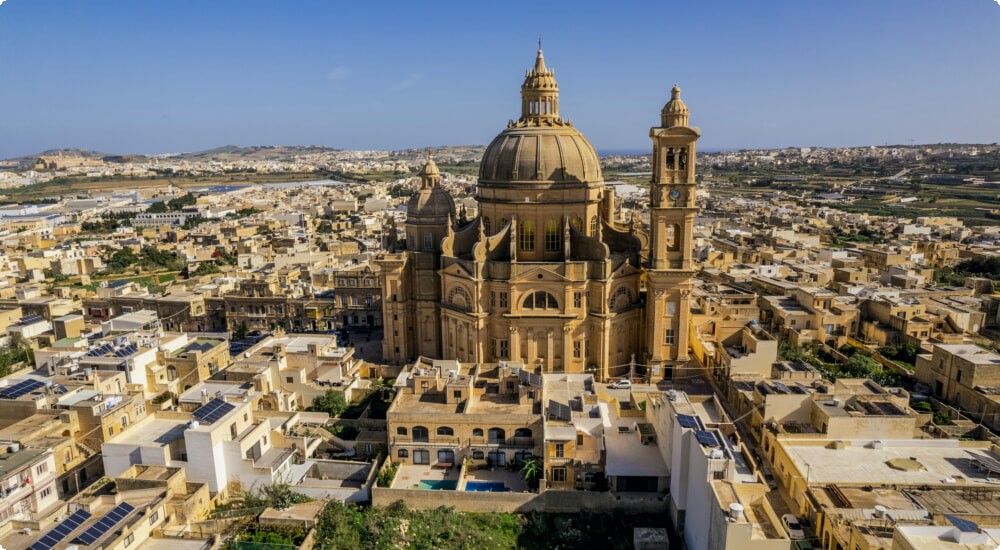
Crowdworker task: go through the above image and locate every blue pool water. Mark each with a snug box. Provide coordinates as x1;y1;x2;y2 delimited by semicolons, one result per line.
465;481;511;492
417;479;458;490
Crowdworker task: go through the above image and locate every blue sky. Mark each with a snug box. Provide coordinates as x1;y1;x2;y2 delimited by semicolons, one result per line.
1;0;998;158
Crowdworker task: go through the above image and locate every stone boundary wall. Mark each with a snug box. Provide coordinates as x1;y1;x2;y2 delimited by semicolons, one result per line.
372;486;669;514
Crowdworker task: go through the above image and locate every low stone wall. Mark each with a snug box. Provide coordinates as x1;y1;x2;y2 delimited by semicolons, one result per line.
372;487;668;514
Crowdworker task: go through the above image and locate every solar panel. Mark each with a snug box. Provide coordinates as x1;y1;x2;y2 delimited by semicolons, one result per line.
772;382;791;395
30;509;92;550
17;314;44;326
677;414;700;429
114;344;138;357
694;430;720;448
88;343;115;357
73;502;134;545
192;397;235;424
945;514;979;533
551;401;571;421
0;379;46;399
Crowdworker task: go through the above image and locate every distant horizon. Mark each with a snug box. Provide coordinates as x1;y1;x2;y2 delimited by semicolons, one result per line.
8;141;997;163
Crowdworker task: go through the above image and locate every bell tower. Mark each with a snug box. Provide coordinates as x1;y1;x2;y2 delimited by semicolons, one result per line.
645;85;701;379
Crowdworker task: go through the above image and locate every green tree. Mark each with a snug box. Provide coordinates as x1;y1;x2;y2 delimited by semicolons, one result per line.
0;344;34;378
233;321;248;341
309;390;348;417
181;215;207;230
214;247;237;265
190;261;221;277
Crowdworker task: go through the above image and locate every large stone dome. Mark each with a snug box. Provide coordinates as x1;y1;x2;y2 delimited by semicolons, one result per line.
478;49;602;187
479;126;601;184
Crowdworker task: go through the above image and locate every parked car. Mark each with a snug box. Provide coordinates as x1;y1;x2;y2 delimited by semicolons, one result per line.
609;379;632;390
782;514;805;540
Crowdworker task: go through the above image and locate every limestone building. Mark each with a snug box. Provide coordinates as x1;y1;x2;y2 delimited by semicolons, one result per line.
378;49;701;381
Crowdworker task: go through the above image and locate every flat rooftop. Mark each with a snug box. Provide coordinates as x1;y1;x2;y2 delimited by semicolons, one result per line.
0;448;49;478
604;404;668;478
783;440;999;486
179;380;253;404
107;415;187;447
936;344;1000;364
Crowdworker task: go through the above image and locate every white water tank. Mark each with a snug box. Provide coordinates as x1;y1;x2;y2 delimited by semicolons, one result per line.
729;503;745;521
667;389;678;401
188;420;200;429
873;505;887;518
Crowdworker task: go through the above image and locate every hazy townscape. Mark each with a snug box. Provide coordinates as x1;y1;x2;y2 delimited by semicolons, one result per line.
3;2;1000;550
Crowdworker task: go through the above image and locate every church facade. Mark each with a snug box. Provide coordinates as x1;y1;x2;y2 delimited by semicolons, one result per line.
377;49;700;381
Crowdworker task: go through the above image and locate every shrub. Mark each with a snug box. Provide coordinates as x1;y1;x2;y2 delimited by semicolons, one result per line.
933;411;953;426
376;461;398;488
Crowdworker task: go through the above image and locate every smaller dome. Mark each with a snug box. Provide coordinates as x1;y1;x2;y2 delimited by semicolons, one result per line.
661;84;690;127
407;185;455;220
421;157;441;177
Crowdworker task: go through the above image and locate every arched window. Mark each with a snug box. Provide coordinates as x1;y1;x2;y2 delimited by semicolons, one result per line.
396;427;408;436
473;450;485;460
609;286;633;310
522;291;558;310
518;219;535;250
514;428;532;438
448;287;471;309
488;428;506;443
398;449;409;458
570;216;583;232
483;217;491;235
500;217;509;230
544;219;561;251
412;426;429;443
472;428;484;437
589;215;599;235
436;426;454;436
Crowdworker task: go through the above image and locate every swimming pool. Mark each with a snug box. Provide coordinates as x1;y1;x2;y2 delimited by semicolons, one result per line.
465;481;510;492
417;479;458;490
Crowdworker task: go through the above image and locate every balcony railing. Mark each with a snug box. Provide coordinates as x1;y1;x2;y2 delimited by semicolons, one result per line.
392;436;461;447
390;436;535;449
468;436;535;449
